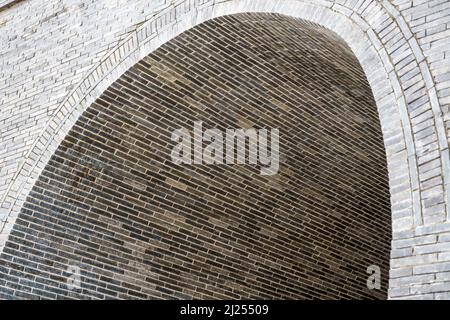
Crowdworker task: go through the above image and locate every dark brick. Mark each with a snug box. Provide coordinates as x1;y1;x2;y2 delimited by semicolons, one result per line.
0;13;391;300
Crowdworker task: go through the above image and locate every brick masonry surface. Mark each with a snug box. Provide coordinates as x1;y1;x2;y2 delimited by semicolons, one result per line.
1;0;450;300
0;14;391;299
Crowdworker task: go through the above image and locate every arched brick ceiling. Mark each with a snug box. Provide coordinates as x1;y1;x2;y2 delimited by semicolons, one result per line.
0;13;391;299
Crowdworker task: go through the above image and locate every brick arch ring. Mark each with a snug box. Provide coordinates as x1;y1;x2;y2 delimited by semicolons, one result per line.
1;0;449;298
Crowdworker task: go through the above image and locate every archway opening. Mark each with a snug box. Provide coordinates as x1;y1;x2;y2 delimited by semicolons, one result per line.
0;13;391;299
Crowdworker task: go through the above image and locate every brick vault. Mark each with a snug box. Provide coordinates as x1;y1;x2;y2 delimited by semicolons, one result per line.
0;0;450;299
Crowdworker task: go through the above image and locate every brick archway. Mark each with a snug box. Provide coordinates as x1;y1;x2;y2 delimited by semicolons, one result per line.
0;12;393;299
0;0;449;299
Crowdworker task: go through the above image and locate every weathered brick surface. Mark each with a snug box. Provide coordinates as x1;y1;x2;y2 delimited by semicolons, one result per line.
0;14;391;299
1;0;450;299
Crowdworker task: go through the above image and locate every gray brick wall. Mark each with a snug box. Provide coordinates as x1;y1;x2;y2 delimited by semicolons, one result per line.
0;13;392;299
0;0;449;299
